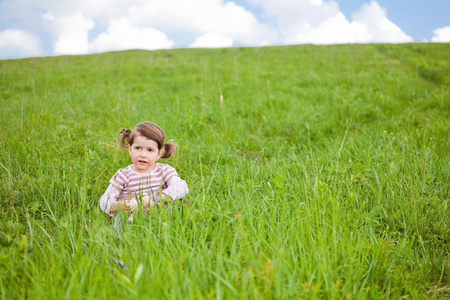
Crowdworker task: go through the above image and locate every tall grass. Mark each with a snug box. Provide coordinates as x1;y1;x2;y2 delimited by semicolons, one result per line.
1;43;449;298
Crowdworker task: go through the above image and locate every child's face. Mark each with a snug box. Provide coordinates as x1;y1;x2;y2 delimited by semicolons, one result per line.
128;135;163;173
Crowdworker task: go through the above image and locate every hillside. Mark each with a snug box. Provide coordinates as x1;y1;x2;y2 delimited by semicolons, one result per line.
1;43;449;298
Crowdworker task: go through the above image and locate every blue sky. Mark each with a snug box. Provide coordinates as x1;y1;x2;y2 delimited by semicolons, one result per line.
0;0;449;59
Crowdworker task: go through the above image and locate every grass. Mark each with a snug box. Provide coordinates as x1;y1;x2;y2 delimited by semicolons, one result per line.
0;43;449;299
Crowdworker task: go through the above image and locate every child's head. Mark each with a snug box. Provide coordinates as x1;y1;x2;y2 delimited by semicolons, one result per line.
117;121;176;159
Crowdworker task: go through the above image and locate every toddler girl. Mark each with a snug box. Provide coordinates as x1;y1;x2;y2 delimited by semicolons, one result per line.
100;121;188;222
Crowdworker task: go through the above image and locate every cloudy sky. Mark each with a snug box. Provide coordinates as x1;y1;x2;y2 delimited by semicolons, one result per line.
1;0;449;59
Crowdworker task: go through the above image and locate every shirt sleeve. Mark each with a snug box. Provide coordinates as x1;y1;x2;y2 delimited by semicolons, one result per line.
161;165;189;200
99;169;126;216
99;183;120;216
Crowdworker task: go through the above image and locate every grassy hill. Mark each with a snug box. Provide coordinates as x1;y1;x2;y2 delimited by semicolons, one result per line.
1;43;449;298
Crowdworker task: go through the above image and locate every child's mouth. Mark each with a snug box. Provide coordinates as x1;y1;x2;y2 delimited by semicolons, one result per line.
138;160;146;164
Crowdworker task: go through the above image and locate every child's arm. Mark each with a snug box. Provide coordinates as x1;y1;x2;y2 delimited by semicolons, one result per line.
140;194;157;208
161;174;189;201
100;183;131;216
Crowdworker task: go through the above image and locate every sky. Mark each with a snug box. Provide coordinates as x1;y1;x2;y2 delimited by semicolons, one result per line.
0;0;449;59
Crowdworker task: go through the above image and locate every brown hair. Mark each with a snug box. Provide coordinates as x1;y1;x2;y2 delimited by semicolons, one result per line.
117;121;176;159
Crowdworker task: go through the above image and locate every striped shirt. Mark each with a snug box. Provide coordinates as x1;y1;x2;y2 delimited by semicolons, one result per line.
99;163;188;216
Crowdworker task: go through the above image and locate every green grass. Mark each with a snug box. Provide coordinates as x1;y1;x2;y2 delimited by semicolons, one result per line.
1;43;449;299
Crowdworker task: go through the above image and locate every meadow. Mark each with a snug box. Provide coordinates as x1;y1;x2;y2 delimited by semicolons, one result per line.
0;43;449;299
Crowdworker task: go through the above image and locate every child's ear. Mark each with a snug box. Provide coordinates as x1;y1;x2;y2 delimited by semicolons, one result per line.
128;145;132;155
157;149;163;159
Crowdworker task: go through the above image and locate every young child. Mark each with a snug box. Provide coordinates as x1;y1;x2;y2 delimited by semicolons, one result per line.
99;121;188;222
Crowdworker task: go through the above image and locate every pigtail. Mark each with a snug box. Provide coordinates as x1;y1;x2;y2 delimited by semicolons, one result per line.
160;142;177;159
117;128;132;149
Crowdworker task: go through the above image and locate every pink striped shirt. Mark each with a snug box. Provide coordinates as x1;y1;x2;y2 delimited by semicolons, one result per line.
99;163;188;216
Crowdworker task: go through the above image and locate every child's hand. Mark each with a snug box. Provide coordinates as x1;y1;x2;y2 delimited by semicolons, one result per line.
128;198;139;212
142;194;150;207
143;193;158;207
142;194;153;207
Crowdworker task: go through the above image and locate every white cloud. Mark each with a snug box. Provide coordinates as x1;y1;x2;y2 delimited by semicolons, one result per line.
248;0;412;44
0;0;420;58
44;12;95;55
249;0;340;33
189;32;233;48
36;0;274;53
0;29;42;58
288;12;370;44
28;0;133;23
258;40;272;46
431;26;450;42
127;0;275;45
352;1;412;43
89;18;174;52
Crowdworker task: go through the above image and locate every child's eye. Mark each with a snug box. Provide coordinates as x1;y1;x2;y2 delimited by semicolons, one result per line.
135;147;141;150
